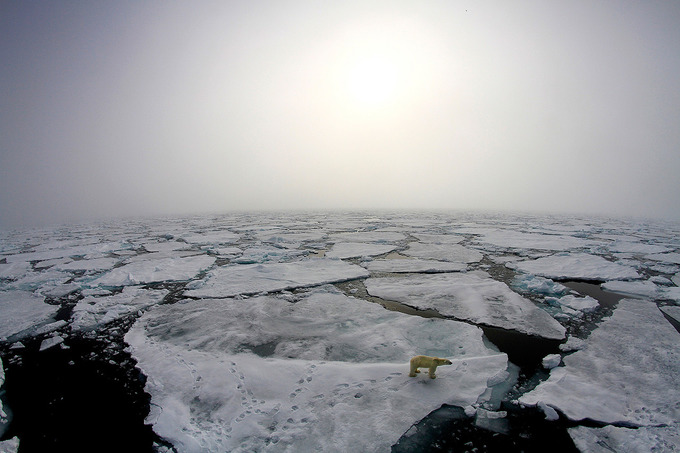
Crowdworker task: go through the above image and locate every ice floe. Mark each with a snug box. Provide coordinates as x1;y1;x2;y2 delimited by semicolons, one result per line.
326;242;398;259
71;286;168;331
185;259;369;298
362;258;466;274
474;230;592;251
511;274;569;297
569;424;680;453
661;305;680;324
510;253;641;281
365;271;566;340
88;255;215;287
520;299;680;426
403;242;483;263
0;291;59;341
545;295;599;316
125;289;509;452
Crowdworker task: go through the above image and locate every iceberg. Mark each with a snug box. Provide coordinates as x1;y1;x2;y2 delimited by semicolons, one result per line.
365;272;566;340
520;299;680;426
511;253;641;281
126;289;509;452
185;259;369;298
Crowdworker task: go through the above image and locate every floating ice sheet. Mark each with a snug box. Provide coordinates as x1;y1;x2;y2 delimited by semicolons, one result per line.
326;242;398;259
365;272;566;340
0;291;59;341
126;290;508;452
71;286;168;331
569;424;680;452
362;258;466;274
403;242;483;263
510;253;641;281
474;230;592;251
520;299;680;426
185;259;369;298
88;255;215;287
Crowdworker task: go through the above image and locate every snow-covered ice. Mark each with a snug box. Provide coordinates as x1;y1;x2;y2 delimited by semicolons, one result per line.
510;253;641;281
520;299;680;426
0;291;59;341
325;242;398;259
126;289;508;452
474;230;592;251
71;286;168;331
511;274;569;297
365;271;566;340
362;258;466;274
402;242;483;263
569;424;680;453
545;295;599;315
88;255;215;287
185;259;369;298
661;305;680;324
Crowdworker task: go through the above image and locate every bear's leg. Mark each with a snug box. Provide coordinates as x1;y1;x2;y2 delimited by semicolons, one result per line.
409;364;420;377
428;366;437;379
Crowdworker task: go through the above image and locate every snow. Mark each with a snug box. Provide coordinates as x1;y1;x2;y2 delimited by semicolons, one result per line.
185;259;369;298
520;299;680;426
569;424;680;452
0;291;59;341
330;231;405;243
403;242;483;263
365;271;566;340
601;280;661;299
126;288;508;452
510;253;641;281
325;242;398;259
362;258;466;274
88;255;215;287
71;286;168;331
0;437;19;453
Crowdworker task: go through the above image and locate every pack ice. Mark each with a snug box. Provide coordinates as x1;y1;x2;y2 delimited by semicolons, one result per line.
126;288;508;452
365;272;566;340
520;299;680;443
184;259;369;298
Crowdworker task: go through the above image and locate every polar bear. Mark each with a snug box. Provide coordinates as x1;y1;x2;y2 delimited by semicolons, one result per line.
409;355;452;379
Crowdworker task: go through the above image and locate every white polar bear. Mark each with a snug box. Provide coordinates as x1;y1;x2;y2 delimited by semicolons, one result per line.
409;355;453;379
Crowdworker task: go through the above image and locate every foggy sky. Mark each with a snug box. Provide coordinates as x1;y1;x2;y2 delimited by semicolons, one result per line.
2;1;680;229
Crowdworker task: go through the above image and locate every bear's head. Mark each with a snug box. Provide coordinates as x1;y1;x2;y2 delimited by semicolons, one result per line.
436;358;452;366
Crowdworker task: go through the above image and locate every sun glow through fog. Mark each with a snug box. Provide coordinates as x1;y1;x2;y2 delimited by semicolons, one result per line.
346;56;399;107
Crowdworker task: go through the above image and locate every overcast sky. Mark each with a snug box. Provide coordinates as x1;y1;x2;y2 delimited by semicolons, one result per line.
2;1;680;229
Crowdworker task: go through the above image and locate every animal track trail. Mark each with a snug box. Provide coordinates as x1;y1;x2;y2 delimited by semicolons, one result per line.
228;361;266;424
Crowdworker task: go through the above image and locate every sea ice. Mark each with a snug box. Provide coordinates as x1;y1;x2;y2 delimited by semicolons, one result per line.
365;272;566;340
88;255;215;287
180;231;239;245
403;242;483;263
569;424;680;452
510;253;641;281
330;231;405;243
545;295;599;314
411;233;463;244
39;335;65;351
184;259;369;298
607;240;671;255
511;274;569;297
660;305;680;325
542;354;561;369
71;286;168;331
0;291;59;341
520;299;680;426
644;252;680;265
126;289;509;452
474;230;591;251
362;258;466;274
326;242;398;259
55;257;119;272
601;280;661;299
